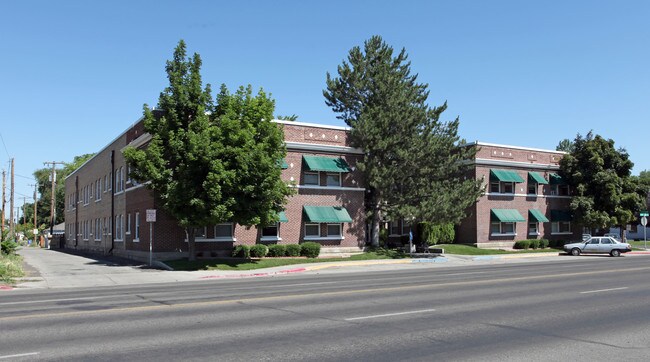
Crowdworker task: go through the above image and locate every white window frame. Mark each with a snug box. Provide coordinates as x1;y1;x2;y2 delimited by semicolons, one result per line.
326;223;342;237
304;171;319;186
490;221;516;236
115;215;123;241
96;178;102;201
194;227;207;239
134;212;140;242
260;222;281;241
528;222;539;236
389;220;400;236
304;223;320;238
527;182;537;195
326;173;341;187
213;223;235;241
552;221;572;234
94;219;101;241
126;213;131;235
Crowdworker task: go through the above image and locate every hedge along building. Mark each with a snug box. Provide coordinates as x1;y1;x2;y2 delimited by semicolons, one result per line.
457;142;580;248
63;118;366;261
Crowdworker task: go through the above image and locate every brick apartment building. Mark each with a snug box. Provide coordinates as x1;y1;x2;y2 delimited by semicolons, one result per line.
456;142;580;248
64;119;366;261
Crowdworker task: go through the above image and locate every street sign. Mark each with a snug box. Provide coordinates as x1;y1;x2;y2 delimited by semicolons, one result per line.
642;216;648;227
640;211;649;217
146;209;157;223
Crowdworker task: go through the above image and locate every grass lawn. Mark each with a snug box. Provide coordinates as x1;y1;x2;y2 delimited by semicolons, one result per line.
0;253;24;284
628;240;649;249
165;246;564;271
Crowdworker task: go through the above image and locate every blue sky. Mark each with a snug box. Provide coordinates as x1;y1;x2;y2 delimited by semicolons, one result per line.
1;0;649;210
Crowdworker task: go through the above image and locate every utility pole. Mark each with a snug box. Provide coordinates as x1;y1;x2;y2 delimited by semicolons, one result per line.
10;158;14;239
43;161;65;246
1;168;5;237
28;183;37;228
21;196;27;226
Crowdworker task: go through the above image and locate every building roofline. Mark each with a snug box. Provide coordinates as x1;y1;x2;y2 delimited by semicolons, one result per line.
65;115;145;180
272;119;350;131
462;141;567;155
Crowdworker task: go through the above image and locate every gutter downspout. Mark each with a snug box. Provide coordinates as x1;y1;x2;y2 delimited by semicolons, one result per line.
74;175;79;247
108;150;115;255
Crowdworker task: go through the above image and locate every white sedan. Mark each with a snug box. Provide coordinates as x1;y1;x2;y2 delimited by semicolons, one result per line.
564;236;632;257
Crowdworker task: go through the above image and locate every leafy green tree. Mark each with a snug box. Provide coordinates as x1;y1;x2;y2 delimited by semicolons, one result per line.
559;132;646;239
275;114;298;121
33;153;94;226
556;138;574;153
124;40;292;261
324;35;483;246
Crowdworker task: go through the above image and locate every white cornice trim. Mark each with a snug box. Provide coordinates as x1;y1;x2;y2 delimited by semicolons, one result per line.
121;133;152;151
462;141;567;155
294;185;366;192
474;158;560;170
273;119;350;131
285;141;363;155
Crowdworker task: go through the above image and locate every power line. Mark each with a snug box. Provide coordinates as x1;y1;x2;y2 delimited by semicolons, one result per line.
0;132;10;159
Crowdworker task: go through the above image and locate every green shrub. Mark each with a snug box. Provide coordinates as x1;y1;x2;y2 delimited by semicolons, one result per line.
1;241;18;255
250;244;269;258
539;239;549;248
285;244;301;257
420;222;455;246
530;239;540;249
0;253;24;284
232;245;251;259
267;244;286;257
513;240;531;250
300;242;321;258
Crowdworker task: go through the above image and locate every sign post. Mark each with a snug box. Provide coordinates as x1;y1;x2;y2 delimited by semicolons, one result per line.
641;215;648;250
146;209;156;266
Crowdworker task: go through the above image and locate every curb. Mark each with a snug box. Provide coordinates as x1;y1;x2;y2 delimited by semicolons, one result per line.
199;267;308;279
0;285;14;291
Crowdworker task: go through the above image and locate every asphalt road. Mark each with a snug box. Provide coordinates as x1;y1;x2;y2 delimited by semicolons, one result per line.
2;256;650;361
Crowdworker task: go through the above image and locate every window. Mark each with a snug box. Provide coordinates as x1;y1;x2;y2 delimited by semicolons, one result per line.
194;227;207;239
104;175;108;192
127;165;132;184
261;223;279;238
491;222;515;235
96;178;101;201
389;221;400;236
90;182;94;199
529;222;538;235
214;223;233;238
552;221;571;233
94;219;101;241
304;172;319;185
134;213;140;241
402;221;411;235
527;183;537;195
601;238;612;244
490;181;514;194
305;223;320;237
326;173;341;187
126;213;131;235
115;215;123;240
551;184;570;196
326;223;341;237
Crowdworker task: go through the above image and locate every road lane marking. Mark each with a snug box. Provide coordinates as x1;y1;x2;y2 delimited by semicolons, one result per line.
345;308;436;321
3;265;650;322
580;287;629;294
0;352;39;359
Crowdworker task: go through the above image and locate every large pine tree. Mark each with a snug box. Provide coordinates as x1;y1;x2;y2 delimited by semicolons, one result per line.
324;35;482;246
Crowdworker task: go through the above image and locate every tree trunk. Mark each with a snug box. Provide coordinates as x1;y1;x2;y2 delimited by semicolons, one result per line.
187;227;196;261
371;195;382;247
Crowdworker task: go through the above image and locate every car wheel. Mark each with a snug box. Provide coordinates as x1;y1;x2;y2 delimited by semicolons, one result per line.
571;248;581;256
610;249;621;257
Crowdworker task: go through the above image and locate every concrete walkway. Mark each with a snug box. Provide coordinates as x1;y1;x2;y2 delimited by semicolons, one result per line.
8;247;649;290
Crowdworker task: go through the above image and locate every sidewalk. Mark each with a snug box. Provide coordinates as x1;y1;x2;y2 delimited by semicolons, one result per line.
6;247;648;290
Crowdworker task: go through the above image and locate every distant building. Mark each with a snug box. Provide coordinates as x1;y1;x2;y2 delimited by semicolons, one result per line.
64;118;366;261
457;142;579;248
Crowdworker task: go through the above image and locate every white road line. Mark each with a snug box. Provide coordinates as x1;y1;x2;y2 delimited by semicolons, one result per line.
0;352;40;359
580;287;629;294
0;295;120;306
345;308;437;321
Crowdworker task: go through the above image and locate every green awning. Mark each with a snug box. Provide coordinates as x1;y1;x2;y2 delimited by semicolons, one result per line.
303;206;352;223
278;211;288;223
528;172;549;185
303;155;351;173
491;209;526;222
549;173;564;185
551;210;572;221
490;169;524;183
529;209;549;222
